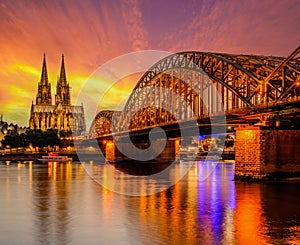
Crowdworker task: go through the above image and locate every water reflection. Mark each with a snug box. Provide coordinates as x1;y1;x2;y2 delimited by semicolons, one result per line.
116;161;237;244
84;161;193;196
114;161;172;176
0;160;300;244
260;183;300;244
31;162;84;245
196;163;236;244
234;182;269;244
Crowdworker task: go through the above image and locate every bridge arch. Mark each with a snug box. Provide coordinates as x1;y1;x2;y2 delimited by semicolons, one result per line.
124;52;258;109
91;47;300;135
114;49;300;132
115;52;259;131
89;110;121;138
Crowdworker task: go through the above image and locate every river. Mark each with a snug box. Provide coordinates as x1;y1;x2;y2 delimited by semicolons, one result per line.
0;160;299;244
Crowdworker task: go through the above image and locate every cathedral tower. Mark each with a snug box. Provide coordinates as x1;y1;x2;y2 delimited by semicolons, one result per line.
55;54;71;106
36;54;52;105
30;54;86;135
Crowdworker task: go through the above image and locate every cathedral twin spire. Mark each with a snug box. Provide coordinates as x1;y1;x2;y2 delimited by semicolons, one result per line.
41;53;49;85
36;53;52;105
36;54;71;106
30;53;86;134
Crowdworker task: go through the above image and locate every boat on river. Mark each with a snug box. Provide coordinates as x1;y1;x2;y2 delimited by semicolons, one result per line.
38;153;72;162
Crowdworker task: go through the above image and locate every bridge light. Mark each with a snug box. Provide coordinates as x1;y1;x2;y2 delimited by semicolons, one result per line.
295;76;300;85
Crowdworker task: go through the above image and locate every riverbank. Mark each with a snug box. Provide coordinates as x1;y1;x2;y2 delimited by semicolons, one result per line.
0;151;109;162
0;152;79;162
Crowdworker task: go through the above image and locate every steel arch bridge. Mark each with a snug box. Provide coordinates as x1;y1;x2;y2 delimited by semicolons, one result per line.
89;110;121;138
89;46;300;138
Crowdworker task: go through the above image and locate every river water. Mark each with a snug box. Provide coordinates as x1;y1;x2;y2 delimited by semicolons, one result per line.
0;160;299;244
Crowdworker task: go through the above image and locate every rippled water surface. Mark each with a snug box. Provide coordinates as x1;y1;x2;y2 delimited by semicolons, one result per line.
0;160;299;244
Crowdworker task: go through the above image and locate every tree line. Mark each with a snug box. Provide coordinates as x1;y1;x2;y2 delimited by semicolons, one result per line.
0;129;72;149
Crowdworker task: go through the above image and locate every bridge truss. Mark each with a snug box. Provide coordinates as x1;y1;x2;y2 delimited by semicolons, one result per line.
89;46;300;138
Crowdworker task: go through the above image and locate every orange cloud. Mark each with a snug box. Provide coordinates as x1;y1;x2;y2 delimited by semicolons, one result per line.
0;0;299;128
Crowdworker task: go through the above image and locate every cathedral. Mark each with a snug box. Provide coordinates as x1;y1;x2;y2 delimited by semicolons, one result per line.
29;54;86;135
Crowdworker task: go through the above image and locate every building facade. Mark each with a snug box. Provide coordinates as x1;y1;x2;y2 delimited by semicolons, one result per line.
29;54;86;135
0;115;28;141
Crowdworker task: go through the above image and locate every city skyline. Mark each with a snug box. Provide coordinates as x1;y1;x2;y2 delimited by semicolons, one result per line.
0;0;299;127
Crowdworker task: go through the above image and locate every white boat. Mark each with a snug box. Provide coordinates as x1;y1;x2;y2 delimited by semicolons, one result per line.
38;153;72;162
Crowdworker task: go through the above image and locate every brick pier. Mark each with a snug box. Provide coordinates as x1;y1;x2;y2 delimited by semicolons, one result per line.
235;126;300;180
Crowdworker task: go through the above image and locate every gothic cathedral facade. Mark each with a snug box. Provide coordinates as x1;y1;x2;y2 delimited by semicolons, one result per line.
29;54;86;135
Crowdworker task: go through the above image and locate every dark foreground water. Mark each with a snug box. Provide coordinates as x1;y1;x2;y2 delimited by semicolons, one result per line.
0;160;299;244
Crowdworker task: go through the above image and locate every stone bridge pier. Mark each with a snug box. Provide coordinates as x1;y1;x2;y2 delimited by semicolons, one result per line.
235;126;300;180
104;139;180;163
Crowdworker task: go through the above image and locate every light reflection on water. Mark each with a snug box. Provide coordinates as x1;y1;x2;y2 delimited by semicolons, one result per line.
0;160;299;244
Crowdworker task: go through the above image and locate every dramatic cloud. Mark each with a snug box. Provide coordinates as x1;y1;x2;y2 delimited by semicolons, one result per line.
121;0;149;51
0;0;299;126
160;0;300;55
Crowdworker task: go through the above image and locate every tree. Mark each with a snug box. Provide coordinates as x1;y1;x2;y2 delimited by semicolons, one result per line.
19;133;29;147
59;130;73;139
44;129;60;147
1;129;61;150
1;134;20;148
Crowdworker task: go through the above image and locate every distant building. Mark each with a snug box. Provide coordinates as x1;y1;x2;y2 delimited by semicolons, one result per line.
29;54;86;135
0;115;28;140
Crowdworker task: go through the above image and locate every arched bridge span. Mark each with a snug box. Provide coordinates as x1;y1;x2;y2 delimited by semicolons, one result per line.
90;46;300;137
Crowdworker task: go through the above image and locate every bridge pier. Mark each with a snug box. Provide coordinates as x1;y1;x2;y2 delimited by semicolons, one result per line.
105;139;178;163
105;141;117;162
235;126;300;180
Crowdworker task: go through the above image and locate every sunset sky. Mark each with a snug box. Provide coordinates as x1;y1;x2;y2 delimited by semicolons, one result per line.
0;0;299;128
